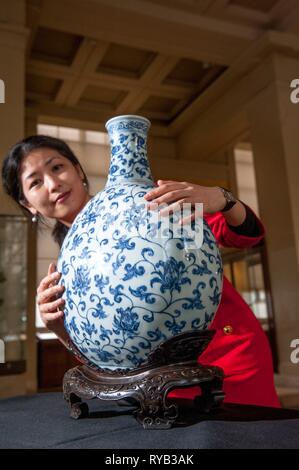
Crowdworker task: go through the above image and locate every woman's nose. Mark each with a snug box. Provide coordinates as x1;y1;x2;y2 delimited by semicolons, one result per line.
45;175;62;192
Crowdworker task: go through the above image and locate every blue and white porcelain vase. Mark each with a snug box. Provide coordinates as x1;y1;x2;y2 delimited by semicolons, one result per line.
58;115;223;371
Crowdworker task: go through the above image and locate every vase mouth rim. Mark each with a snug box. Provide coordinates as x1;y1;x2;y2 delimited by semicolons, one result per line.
105;114;151;130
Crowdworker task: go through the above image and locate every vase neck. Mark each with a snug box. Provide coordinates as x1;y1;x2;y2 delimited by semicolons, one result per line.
105;116;154;187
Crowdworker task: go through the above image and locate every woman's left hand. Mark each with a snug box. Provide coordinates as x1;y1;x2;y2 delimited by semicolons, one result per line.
144;180;226;222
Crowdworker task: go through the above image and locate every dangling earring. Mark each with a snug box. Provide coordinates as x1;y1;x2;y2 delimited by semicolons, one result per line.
32;214;38;223
83;180;87;189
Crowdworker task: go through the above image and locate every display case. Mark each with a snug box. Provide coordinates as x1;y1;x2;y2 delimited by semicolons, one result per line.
222;244;278;371
0;215;27;375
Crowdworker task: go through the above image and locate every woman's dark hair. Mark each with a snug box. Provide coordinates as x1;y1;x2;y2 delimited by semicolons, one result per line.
2;134;89;247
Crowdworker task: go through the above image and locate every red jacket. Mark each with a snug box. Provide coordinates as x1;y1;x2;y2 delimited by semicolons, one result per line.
169;210;281;408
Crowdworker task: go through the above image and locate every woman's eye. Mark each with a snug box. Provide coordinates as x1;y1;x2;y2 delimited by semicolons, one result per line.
53;164;63;171
30;180;40;189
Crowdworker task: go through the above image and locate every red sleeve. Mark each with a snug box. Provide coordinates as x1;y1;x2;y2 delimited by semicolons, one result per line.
204;205;265;249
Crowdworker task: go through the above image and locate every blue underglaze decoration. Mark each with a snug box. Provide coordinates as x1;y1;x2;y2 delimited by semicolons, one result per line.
57;115;223;370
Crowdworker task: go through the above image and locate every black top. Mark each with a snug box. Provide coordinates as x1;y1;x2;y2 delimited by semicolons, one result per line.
227;203;261;238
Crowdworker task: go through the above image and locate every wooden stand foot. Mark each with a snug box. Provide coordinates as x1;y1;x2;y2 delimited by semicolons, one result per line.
63;331;225;429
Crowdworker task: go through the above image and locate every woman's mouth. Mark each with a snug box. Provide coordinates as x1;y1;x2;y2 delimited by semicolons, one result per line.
56;191;71;204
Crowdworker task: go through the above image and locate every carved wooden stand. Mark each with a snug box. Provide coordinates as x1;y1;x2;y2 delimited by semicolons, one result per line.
63;330;225;429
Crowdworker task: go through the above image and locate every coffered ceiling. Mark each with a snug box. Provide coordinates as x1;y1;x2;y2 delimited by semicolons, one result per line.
25;0;299;133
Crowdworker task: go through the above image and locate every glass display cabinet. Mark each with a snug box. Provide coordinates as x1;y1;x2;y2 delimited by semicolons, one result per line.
222;244;278;371
0;215;28;375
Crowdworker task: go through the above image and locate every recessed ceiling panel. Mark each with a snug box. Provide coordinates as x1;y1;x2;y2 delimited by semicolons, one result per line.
164;58;211;85
31;27;83;65
79;85;128;109
230;0;278;13
139;95;180;113
97;43;156;78
26;74;62;99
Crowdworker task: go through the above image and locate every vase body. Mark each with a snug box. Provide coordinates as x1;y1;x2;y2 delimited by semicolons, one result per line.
57;115;223;370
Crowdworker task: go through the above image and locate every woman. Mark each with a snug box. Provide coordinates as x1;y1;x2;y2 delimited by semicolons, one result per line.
2;135;280;408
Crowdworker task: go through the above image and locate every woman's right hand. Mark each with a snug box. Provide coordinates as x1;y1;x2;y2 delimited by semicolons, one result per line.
37;262;66;341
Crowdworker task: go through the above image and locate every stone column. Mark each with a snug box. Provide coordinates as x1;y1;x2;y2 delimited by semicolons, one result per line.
25;108;38;137
247;53;299;380
0;0;27;214
0;1;38;396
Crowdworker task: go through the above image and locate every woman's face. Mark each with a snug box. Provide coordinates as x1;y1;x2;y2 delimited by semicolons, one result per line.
20;147;90;226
